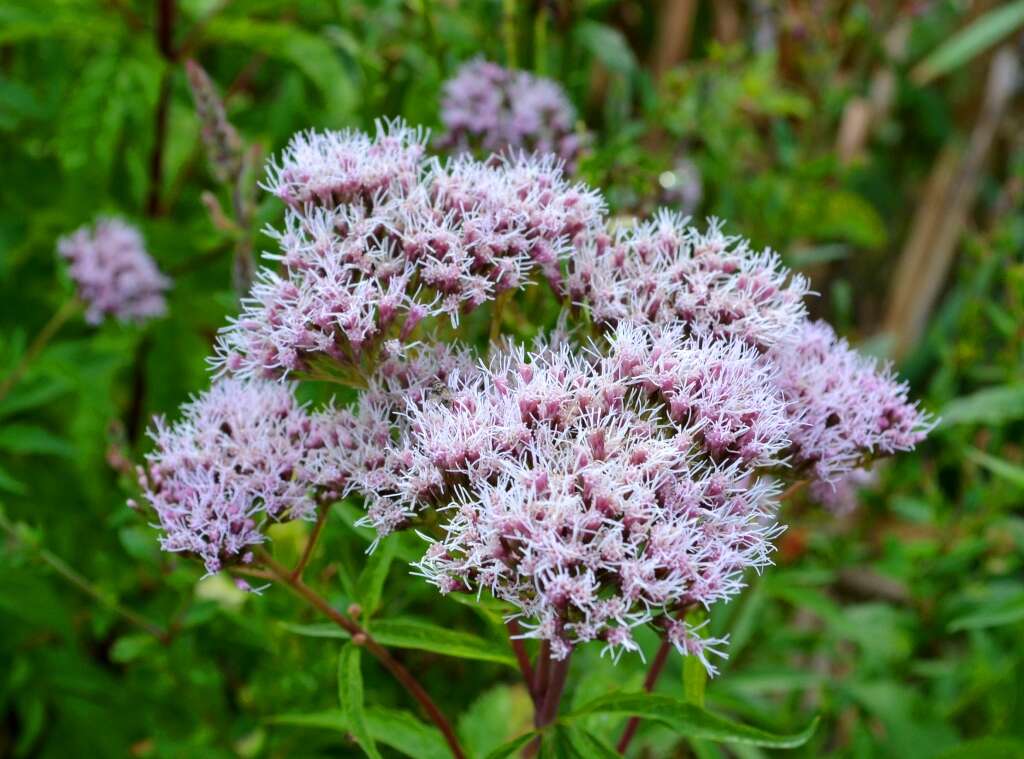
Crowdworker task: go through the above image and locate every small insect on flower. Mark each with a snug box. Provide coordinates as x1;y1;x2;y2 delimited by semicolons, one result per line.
57;218;170;325
138;379;333;575
437;58;587;171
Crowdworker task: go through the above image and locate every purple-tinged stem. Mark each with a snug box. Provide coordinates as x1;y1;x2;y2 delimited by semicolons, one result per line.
616;637;672;753
506;619;537;703
256;549;466;759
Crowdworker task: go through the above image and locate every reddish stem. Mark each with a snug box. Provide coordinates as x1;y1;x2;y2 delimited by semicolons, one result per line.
506;619;537;703
616;637;672;753
290;502;328;581
524;651;572;757
257;550;466;759
532;639;551;699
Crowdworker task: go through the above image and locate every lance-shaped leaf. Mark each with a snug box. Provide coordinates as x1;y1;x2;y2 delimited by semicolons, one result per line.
566;693;818;748
338;644;382;759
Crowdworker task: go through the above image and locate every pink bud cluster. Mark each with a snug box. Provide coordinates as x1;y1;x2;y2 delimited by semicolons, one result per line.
353;325;787;668
57;218;170;325
139;379;332;574
565;212;810;350
437;58;585;171
771;320;933;484
213;120;604;380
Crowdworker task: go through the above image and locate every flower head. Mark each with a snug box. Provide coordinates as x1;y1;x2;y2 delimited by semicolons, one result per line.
567;213;809;350
771;320;933;485
213;121;604;380
57;218;170;325
139;379;327;574
437;59;586;171
349;325;788;670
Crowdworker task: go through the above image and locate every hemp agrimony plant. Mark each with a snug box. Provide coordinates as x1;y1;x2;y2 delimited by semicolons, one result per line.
129;61;932;758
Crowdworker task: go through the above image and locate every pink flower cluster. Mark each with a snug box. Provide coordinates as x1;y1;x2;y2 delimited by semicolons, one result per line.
349;325;788;668
437;59;585;170
138;379;332;574
213;120;603;380
565;212;809;350
58;218;170;325
140;111;933;672
771;320;932;484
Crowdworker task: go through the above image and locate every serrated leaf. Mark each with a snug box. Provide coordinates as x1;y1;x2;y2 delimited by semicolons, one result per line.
368;618;515;667
269;708;450;759
0;424;73;457
940;385;1024;427
358;533;396;617
338;644;382;759
912;2;1024;84
567;693;818;748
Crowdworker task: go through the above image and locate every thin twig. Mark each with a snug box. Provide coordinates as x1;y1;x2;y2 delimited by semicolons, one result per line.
615;637;672;753
256;549;466;759
505;619;536;702
0;510;170;644
0;299;79;403
290;502;329;581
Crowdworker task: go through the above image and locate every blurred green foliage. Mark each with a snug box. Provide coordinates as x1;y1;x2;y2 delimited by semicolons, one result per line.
1;1;1023;757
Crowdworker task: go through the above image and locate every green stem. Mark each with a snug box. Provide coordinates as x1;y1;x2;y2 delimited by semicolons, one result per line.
0;298;80;404
503;0;518;69
0;509;170;643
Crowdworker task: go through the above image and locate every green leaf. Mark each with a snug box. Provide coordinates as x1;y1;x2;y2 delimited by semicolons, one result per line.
109;633;157;663
280;621;350;639
574;21;638;76
0;424;73;457
0;462;26;494
683;653;707;707
338;644;382;759
483;732;536;759
282;617;515;666
913;2;1024;84
567;693;818;748
0;379;70;419
966;448;1024;489
935;737;1024;759
201;18;356;122
367;617;516;667
948;590;1024;632
358;533;396;617
269;708;450;759
562;725;620;758
940;385;1024;427
458;684;534;758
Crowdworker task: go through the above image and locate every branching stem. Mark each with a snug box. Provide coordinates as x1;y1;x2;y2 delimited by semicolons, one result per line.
255;548;466;759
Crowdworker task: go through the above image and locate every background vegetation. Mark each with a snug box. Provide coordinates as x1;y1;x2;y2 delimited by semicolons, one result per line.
1;1;1023;757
